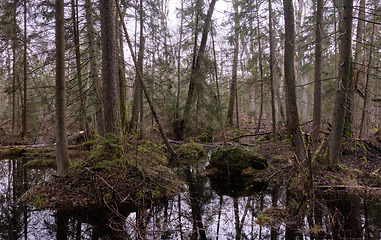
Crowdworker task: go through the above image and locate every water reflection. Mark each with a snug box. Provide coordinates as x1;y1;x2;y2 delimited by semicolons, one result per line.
1;149;381;239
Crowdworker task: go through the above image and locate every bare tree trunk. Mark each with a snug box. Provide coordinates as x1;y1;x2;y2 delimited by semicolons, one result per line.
283;0;307;165
359;22;374;139
130;0;145;136
12;4;17;135
227;0;239;127
351;0;366;129
269;0;277;139
55;0;70;174
117;6;127;132
175;0;184;120
85;0;104;136
312;0;323;141
328;0;353;166
72;0;87;134
256;2;264;134
21;0;27;138
100;0;120;135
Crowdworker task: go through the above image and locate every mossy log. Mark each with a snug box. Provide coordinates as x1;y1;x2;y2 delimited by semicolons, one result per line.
207;147;268;177
0;147;22;159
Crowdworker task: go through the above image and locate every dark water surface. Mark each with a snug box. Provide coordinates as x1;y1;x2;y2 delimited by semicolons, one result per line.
1;149;381;239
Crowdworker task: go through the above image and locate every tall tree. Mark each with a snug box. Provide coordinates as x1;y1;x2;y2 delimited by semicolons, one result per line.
175;0;184;121
269;0;277;139
312;0;323;141
55;0;70;174
227;0;239;128
21;0;27;138
117;4;127;131
351;0;366;129
71;0;87;134
85;0;104;136
255;1;264;134
130;0;145;136
116;0;176;157
177;0;217;140
100;0;120;135
11;2;18;134
328;0;353;166
283;0;307;165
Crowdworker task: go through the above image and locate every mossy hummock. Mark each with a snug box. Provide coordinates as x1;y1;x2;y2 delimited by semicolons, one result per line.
207;147;268;177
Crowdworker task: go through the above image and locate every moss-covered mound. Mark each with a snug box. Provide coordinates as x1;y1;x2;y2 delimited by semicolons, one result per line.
207;147;268;177
22;134;184;211
175;141;205;161
0;147;22;159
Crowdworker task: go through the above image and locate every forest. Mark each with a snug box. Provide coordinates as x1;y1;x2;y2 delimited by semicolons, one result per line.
0;0;381;239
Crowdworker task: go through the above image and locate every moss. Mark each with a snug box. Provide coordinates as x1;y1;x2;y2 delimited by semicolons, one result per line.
208;147;267;177
197;132;214;143
68;140;97;150
24;159;56;169
242;167;257;177
176;141;205;161
0;147;21;159
356;140;371;152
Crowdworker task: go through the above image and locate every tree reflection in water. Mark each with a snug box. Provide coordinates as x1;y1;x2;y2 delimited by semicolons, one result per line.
1;151;381;239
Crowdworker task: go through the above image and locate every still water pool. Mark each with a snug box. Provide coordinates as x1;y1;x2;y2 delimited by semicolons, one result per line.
1;149;380;239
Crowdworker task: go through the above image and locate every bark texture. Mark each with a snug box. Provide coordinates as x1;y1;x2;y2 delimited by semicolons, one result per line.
85;0;104;136
100;0;120;135
55;0;69;174
312;0;323;141
227;0;239;127
328;0;353;166
283;0;307;165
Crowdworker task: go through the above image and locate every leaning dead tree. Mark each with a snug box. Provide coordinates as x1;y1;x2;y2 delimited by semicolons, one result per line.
115;0;176;158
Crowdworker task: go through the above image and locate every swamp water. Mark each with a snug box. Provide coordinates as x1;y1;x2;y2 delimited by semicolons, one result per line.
1;148;381;239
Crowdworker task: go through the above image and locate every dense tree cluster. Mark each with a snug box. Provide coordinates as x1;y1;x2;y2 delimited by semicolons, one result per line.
0;0;381;169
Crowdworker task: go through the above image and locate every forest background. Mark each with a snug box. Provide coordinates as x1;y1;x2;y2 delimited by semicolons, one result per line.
0;0;380;167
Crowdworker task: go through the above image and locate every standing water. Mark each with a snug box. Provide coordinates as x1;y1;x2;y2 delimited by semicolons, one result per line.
1;148;381;239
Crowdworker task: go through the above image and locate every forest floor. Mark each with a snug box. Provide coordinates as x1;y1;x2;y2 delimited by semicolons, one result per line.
226;127;381;200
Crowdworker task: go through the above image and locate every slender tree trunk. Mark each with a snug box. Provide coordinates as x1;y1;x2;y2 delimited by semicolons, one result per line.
100;0;120;135
269;0;277;139
117;6;127;132
55;0;70;174
179;0;217;140
256;3;264;134
227;0;239;127
312;0;323;141
21;0;27;138
328;0;353;166
12;5;17;135
359;22;374;138
351;0;366;129
211;23;227;147
85;0;104;136
130;0;145;137
72;0;87;133
175;0;184;120
283;0;307;165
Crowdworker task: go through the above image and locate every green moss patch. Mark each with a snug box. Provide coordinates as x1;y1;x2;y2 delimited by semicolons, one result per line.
175;141;205;161
0;147;22;159
24;159;56;169
207;147;268;177
22;134;184;211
